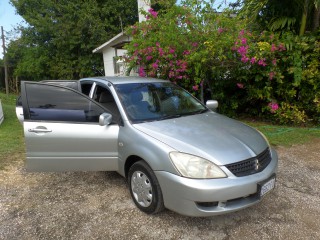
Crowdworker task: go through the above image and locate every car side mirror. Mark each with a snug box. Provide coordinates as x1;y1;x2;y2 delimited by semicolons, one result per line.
206;100;218;112
99;113;112;126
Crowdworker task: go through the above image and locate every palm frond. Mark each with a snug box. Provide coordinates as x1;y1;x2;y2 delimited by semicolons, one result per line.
269;17;297;31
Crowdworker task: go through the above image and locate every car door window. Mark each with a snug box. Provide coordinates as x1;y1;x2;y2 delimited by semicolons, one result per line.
24;82;106;123
93;85;121;122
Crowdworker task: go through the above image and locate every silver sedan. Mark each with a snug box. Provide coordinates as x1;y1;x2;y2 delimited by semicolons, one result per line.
18;76;278;217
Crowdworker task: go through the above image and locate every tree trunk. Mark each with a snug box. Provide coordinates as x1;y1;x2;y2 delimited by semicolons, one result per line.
299;0;309;36
312;5;320;31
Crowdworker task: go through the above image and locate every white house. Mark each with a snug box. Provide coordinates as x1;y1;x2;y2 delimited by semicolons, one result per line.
92;0;151;76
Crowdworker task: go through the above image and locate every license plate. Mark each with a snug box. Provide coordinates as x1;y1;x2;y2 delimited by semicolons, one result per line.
259;177;276;197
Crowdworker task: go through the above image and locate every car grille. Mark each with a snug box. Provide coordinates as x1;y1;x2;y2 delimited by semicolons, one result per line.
225;148;272;177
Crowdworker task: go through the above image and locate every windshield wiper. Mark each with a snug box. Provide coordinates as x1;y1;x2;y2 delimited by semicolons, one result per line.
158;114;182;120
187;108;209;115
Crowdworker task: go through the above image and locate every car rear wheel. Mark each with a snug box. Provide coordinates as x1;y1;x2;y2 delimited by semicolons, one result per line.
128;160;164;214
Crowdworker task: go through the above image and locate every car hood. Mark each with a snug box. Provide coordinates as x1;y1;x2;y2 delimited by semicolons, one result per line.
133;112;268;165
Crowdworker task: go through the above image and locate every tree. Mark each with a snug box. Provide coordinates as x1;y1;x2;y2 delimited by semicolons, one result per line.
8;0;139;80
238;0;320;35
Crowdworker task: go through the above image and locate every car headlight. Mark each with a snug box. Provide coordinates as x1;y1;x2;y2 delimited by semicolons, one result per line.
169;152;227;179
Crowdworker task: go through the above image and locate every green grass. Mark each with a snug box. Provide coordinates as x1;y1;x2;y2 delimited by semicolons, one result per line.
0;92;24;169
245;120;320;146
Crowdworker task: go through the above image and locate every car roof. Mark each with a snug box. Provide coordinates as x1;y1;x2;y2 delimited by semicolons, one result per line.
80;76;170;85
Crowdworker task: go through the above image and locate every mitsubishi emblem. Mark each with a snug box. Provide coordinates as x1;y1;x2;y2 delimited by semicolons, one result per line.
254;159;260;171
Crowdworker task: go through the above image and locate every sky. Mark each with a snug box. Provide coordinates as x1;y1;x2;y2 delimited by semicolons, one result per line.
0;0;25;58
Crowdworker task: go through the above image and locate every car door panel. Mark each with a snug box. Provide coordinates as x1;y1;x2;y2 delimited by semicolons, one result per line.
21;81;119;172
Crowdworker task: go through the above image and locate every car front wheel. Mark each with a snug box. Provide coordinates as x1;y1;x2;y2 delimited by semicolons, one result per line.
128;160;164;214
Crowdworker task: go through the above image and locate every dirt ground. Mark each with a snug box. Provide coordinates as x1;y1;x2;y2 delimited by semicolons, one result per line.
0;139;320;240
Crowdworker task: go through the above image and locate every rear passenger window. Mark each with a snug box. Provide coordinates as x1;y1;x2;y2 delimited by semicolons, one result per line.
25;83;105;123
93;85;121;122
81;82;93;96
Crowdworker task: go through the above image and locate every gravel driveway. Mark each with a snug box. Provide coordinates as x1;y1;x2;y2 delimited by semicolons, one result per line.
1;139;320;240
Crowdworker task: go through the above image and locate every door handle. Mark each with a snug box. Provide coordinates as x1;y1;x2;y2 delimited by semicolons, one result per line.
28;128;52;133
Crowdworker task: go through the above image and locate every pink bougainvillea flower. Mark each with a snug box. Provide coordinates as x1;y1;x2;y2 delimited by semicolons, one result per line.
271;44;278;52
138;67;146;77
192;85;199;91
146;46;153;53
183;50;190;55
146;55;153;61
148;8;158;18
218;28;224;34
278;43;286;51
237;83;244;89
169;48;175;54
133;43;139;47
269;72;275;80
258;59;267;66
178;61;187;71
192;42;198;47
241;56;249;63
239;29;245;36
237;46;248;56
268;102;279;113
272;59;277;66
156;42;160;47
250;57;256;64
241;38;247;45
158;48;164;56
152;62;159;69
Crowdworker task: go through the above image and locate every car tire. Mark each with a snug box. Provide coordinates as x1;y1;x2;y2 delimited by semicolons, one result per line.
128;160;164;214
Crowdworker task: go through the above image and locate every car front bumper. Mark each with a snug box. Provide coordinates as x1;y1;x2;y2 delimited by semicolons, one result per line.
155;148;278;217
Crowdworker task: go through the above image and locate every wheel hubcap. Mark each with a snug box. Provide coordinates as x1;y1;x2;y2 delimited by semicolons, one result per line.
131;171;153;207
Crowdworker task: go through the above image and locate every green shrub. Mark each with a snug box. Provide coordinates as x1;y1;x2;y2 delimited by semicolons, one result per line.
125;1;320;126
274;102;308;125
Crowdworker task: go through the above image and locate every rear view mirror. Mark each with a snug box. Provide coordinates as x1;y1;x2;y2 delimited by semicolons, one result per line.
99;113;112;126
206;100;218;112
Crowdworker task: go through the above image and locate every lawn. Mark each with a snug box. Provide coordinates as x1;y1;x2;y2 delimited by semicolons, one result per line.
0;92;319;169
0;93;24;169
244;120;320;146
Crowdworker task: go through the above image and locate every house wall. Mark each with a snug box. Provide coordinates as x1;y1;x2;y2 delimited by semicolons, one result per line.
100;35;132;76
95;1;151;76
102;47;116;76
102;48;128;76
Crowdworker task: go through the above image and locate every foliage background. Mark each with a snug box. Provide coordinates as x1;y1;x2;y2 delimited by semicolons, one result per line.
1;0;320;125
125;0;320;125
5;0;139;82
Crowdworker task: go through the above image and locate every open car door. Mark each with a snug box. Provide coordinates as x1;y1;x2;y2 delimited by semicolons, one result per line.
21;81;119;171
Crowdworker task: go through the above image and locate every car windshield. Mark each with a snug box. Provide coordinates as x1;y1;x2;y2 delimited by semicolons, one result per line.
114;82;207;123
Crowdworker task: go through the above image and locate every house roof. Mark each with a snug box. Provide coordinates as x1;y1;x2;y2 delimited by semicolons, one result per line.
92;32;132;53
